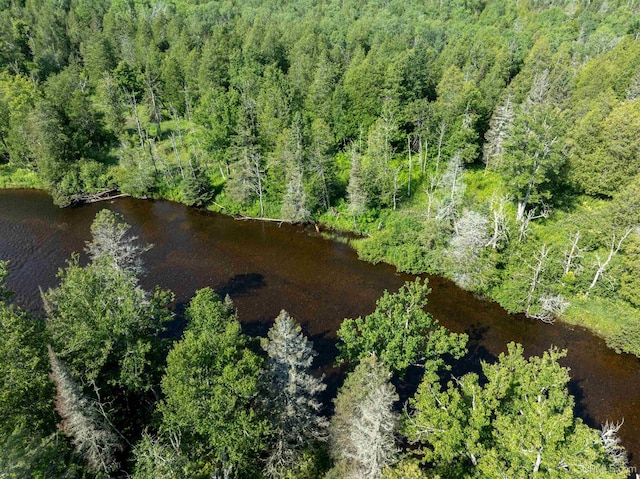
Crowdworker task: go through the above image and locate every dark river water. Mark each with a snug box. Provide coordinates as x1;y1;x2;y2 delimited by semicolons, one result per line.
1;189;639;470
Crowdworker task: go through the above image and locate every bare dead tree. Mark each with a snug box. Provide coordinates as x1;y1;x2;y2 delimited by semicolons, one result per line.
563;231;582;275
533;295;569;324
436;152;465;225
486;193;510;249
600;420;627;470
424;173;439;220
48;346;121;475
347;145;367;217
483;94;514;171
525;243;550;318
587;227;636;295
517;204;550;242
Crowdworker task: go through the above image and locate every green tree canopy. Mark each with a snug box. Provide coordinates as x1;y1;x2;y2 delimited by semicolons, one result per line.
337;279;467;374
404;343;627;479
159;288;269;478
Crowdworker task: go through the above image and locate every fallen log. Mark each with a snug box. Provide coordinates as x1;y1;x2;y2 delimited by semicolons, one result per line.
69;190;131;206
233;214;296;225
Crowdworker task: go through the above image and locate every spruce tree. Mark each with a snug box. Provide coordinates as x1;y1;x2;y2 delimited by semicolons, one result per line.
262;310;328;478
329;355;398;479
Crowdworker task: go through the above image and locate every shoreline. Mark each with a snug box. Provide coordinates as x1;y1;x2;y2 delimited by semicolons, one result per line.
1;183;634;361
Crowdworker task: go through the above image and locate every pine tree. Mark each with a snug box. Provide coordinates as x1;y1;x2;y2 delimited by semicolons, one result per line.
262;310;327;478
181;159;212;207
48;346;120;475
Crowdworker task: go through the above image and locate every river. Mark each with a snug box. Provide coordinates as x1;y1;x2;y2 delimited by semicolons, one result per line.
1;189;639;469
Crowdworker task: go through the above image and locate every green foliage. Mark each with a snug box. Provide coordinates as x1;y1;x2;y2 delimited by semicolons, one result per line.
0;304;51;434
0;0;638;351
0;259;10;302
404;343;627;479
159;288;269;478
0;426;83;479
132;433;189;479
45;210;172;395
337;279;467;374
2;0;640;471
568;98;640;197
44;256;172;392
354;213;435;274
181;161;213;207
381;459;434;479
0;262;82;477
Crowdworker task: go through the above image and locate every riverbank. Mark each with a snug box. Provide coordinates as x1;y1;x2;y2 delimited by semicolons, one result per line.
0;165;44;189
2;188;639;469
309;176;640;360
1;176;638;359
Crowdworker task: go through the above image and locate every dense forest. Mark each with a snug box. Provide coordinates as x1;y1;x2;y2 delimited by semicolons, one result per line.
0;209;631;478
0;1;640;474
2;0;640;354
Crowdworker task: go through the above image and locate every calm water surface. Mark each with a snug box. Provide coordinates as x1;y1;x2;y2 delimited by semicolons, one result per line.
1;189;639;468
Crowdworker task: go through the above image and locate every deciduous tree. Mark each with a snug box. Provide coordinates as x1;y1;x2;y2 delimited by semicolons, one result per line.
337;279;467;374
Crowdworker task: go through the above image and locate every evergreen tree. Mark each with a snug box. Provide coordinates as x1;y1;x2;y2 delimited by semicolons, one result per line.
261;310;328;478
181;160;213;208
329;355;399;479
48;346;121;475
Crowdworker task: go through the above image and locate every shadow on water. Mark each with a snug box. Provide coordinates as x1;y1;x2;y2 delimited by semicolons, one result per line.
567;378;594;428
217;273;266;298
